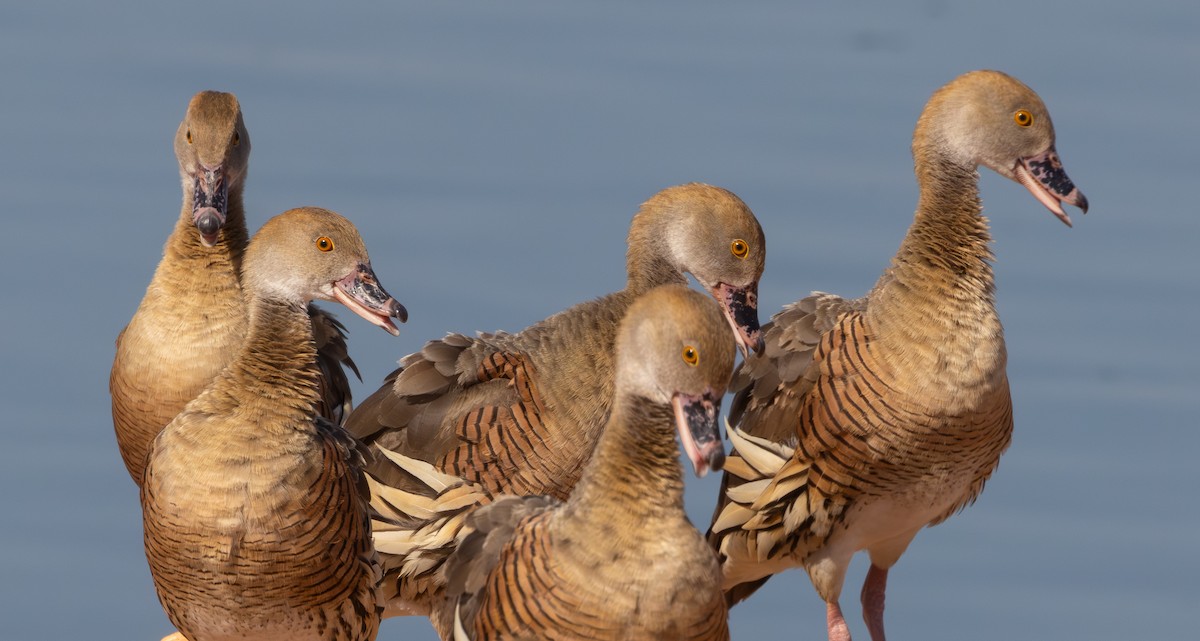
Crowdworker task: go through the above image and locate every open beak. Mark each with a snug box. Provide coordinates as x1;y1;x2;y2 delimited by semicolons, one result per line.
1014;148;1089;227
712;282;765;358
331;262;408;336
191;164;228;247
671;389;725;478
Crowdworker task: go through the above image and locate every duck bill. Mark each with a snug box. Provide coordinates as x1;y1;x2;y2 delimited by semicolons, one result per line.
191;165;228;247
712;282;765;357
331;262;408;336
1014;148;1089;227
671;390;725;478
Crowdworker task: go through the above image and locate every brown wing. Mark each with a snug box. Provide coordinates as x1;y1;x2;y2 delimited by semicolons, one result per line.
310;415;385;640
439;350;574;496
345;332;488;448
314;414;374;521
309;304;361;426
366;443;493;622
347;332;561;624
727;292;865;440
708;292;864;604
442;497;560;640
349;291;635;502
347;332;572;499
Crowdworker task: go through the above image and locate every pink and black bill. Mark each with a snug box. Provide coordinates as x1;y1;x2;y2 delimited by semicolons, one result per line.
1015;148;1089;227
673;389;726;478
332;262;408;336
714;282;765;357
192;165;228;247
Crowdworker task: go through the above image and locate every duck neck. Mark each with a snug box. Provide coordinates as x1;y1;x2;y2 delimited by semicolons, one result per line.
166;186;248;273
867;150;1005;394
558;393;688;541
625;216;688;295
207;295;321;427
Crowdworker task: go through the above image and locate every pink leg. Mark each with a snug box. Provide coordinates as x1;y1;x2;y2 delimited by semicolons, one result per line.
826;601;853;641
860;564;888;641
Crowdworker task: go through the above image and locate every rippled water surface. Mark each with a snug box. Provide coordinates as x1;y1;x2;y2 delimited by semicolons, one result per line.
2;2;1195;639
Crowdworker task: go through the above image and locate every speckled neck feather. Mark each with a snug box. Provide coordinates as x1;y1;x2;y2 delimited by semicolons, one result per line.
867;145;1005;398
559;394;687;535
201;296;321;426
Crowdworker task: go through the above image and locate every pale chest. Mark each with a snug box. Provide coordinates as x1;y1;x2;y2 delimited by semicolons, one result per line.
517;523;725;640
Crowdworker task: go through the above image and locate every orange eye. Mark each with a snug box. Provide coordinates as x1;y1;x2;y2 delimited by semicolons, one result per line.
316;236;334;252
682;345;699;366
1014;109;1034;127
232;131;240;146
186;130;193;144
730;239;749;259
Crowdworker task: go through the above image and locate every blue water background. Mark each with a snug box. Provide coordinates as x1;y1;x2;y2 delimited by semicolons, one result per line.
1;2;1195;639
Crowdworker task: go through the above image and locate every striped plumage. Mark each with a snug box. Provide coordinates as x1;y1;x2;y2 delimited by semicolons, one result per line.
707;70;1088;641
443;285;735;641
348;183;765;623
141;208;406;641
440;350;556;494
110;90;358;488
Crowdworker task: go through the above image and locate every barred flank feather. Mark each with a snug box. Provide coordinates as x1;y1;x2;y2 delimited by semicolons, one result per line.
367;444;492;619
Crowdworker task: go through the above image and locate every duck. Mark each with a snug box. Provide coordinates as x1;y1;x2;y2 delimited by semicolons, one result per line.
110;90;358;487
440;284;735;640
140;206;406;641
350;183;765;622
707;70;1088;641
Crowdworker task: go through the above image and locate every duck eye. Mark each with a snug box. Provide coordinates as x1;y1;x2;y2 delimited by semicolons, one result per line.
730;239;749;259
186;130;193;144
682;345;699;366
1013;109;1034;127
316;236;334;252
232;131;240;146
